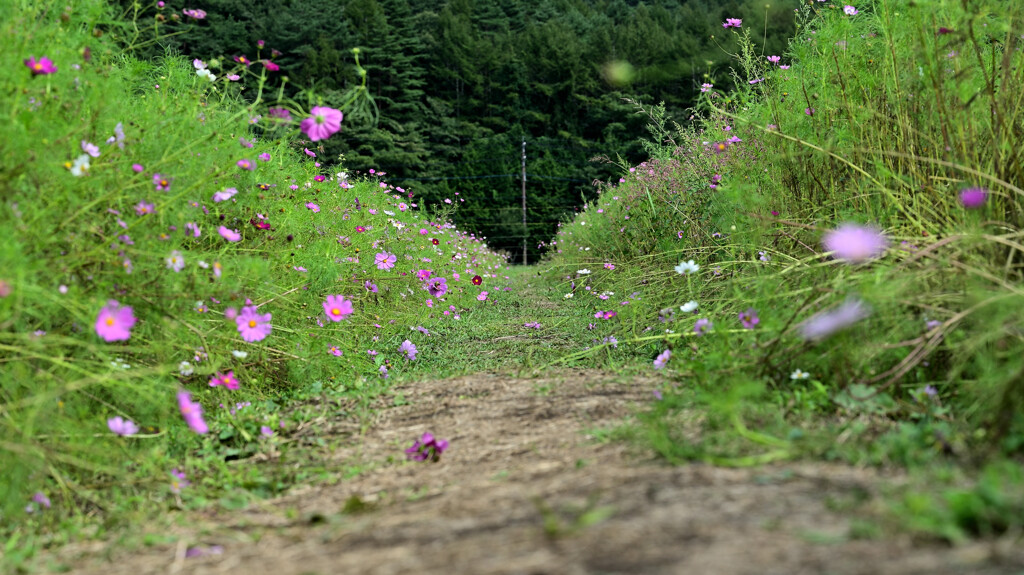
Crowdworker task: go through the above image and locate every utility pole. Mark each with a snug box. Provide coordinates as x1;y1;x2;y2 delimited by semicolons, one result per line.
521;138;528;265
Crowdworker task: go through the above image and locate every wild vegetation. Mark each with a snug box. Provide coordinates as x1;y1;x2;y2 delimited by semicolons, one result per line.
1;0;1023;570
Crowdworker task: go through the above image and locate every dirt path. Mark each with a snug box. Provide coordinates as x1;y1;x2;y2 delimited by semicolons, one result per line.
54;370;1022;574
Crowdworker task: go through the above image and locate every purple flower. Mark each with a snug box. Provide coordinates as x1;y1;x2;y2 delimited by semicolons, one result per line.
237;159;254;170
306;202;320;212
767;55;781;64
400;339;417;360
959;187;987;208
258;152;271;161
134;201;155;215
653;349;671;369
798;298;871;341
426;277;448;297
32;492;51;509
405;432;448;462
843;5;858;15
182;8;207;19
722;18;742;28
235;305;272;342
268;107;292;121
822;223;888;263
212;187;238;202
24;56;58;76
108;416;139;436
738;308;759;329
185;222;200;238
694;318;712;336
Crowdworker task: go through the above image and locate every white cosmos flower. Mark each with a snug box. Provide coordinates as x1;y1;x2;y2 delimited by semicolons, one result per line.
674;260;700;275
231;350;248;359
70;154;90;176
196;68;216;82
680;300;699;313
577;269;591;275
790;369;811;380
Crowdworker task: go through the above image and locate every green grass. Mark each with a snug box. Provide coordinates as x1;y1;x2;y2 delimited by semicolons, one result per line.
540;0;1024;542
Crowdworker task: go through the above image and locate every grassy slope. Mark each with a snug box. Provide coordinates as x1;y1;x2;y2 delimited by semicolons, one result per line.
540;0;1024;541
0;0;510;543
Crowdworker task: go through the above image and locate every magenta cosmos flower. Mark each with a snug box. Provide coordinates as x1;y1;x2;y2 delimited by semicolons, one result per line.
300;106;343;142
95;300;136;342
208;371;240;390
738;308;760;329
405;432;448;462
426;276;448;297
235;305;272;342
959;187;987;208
822;223;888;263
375;251;397;271
177;391;208;434
323;294;354;321
24;56;58;75
722;18;742;28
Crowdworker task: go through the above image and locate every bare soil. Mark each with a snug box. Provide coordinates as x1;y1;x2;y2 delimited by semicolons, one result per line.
53;370;1024;575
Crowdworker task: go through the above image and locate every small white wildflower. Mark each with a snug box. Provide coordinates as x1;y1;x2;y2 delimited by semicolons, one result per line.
178;361;194;376
70;154;91;177
196;68;216;82
577;269;591;275
680;300;699;313
790;369;811;380
564;293;574;299
231;350;248;359
674;260;700;275
197;261;210;269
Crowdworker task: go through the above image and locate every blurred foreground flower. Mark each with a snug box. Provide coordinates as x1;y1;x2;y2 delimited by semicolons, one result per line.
822;224;888;263
300;106;343;141
798;298;871;341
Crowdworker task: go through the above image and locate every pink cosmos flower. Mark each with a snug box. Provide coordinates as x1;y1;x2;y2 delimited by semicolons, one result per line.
306;202;320;212
170;468;190;494
694;318;712;335
95;300;136;342
166;250;185;272
237;159;254;170
182;8;206;19
236;305;272;342
212;188;237;202
767;55;781;64
300;106;343;142
208;371;240;390
132;163;145;173
177;391;208;434
722;18;742;28
268;107;291;121
263;60;279;71
843;5;858;15
24;56;57;75
258;153;271;161
218;226;241;242
329;346;342;356
700;83;713;92
653;349;671;369
822;223;888;263
323;294;354;321
107;416;139;436
426;277;448;297
798;298;870;341
153;173;172;191
135;201;155;215
959;187;987;208
375;251;397;270
477;291;488;301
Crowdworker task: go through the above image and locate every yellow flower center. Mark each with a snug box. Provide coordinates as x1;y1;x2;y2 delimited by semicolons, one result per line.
160;179;168;187
331;308;340;316
105;318;115;326
33;63;42;70
248;320;257;328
